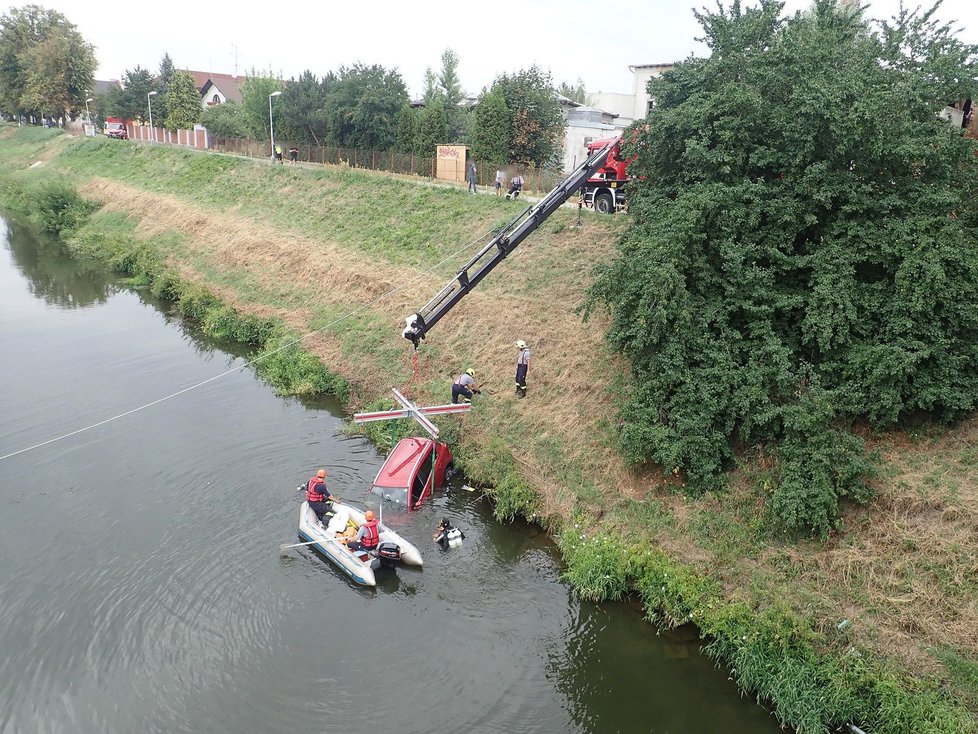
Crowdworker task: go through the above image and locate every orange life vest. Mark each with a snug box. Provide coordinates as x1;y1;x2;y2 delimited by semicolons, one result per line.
306;477;327;503
360;519;380;549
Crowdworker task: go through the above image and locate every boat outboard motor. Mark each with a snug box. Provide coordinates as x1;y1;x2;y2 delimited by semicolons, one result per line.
375;541;401;569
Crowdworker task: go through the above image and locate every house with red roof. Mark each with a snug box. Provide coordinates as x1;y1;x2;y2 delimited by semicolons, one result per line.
185;70;246;109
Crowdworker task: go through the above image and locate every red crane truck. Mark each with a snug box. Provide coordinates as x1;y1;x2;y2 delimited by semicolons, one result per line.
581;137;630;213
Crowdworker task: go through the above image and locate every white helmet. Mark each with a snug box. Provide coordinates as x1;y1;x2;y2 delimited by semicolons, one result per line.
515;340;527;349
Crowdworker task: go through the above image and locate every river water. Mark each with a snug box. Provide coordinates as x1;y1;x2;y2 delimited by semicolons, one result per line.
0;216;781;734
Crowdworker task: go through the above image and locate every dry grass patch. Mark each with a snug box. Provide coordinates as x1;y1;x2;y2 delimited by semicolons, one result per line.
78;176;643;522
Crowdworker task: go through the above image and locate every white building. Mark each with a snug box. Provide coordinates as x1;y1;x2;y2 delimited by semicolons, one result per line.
559;97;625;173
590;62;674;127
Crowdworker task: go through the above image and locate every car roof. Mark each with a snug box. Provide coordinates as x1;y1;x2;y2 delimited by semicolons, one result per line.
372;437;432;488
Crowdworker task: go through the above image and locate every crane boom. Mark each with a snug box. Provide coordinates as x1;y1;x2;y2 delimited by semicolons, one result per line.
402;138;620;347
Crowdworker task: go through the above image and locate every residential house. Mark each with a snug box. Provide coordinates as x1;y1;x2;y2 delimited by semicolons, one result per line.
186;70;246;109
92;79;122;96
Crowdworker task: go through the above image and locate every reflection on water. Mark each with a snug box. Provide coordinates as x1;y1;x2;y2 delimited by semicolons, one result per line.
0;214;782;734
2;216;118;309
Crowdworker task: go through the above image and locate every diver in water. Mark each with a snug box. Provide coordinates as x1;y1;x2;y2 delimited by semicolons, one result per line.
433;517;465;549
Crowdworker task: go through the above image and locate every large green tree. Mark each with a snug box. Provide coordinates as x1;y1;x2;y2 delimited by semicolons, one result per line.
278;69;331;146
155;51;175;121
394;103;417;154
0;4;95;119
322;63;408;150
437;48;468;142
163;69;200;130
558;78;588;104
200;99;247;138
587;0;978;536
491;65;564;167
239;69;283;142
101;66;159;121
472;87;510;164
413;96;447;157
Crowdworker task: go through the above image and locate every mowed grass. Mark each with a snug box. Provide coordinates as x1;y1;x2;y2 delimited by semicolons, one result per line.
46;136;534;270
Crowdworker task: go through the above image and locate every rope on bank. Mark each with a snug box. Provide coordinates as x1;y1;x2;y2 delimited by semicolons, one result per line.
0;228;496;462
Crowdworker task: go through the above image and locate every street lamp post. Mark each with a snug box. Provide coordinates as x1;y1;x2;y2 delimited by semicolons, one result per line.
84;97;94;122
268;90;282;161
147;90;158;143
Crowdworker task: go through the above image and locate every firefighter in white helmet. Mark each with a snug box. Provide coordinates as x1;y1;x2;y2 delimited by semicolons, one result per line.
514;341;531;398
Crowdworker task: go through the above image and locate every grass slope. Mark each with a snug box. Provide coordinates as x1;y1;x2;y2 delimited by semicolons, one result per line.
2;126;975;733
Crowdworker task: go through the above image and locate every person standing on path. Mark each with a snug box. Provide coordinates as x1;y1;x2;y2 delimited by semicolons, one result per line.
494;168;505;196
288;146;298;165
514;340;531;398
467;159;478;194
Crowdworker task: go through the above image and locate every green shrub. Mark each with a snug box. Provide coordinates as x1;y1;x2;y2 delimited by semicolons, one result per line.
558;527;635;601
255;334;349;399
585;0;978;536
201;306;275;344
769;381;876;537
453;436;539;522
177;284;220;322
488;471;538;522
28;181;97;235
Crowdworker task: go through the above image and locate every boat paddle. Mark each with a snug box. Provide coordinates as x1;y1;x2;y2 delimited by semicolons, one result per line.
280;538;328;551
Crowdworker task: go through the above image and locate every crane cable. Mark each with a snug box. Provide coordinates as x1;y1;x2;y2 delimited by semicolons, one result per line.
0;228;496;462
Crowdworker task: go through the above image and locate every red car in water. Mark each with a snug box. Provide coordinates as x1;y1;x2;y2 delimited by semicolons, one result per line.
369;437;453;510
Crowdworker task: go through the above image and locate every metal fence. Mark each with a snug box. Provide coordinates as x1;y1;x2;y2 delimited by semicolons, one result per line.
207;135;564;195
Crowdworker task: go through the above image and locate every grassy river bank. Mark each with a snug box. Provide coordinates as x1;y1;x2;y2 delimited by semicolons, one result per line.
2;125;975;733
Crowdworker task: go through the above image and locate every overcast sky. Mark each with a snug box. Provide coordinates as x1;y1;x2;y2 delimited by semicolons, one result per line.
32;0;978;96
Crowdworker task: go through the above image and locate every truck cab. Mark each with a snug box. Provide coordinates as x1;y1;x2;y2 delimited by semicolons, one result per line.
104;117;128;140
582;138;629;213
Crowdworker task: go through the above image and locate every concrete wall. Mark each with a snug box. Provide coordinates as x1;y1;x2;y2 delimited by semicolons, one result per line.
562;125;616;172
631;64;673;120
590;92;636;125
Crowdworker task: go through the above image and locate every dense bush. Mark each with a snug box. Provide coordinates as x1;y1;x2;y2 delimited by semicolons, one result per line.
557;526;635;601
587;0;978;535
28;180;97;235
254;335;349;400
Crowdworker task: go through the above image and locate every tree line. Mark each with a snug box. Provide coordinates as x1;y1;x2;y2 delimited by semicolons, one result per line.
0;4;96;122
202;50;567;168
1;4;573;167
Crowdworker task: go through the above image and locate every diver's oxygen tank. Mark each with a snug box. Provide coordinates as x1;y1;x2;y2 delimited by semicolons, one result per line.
447;528;463;548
